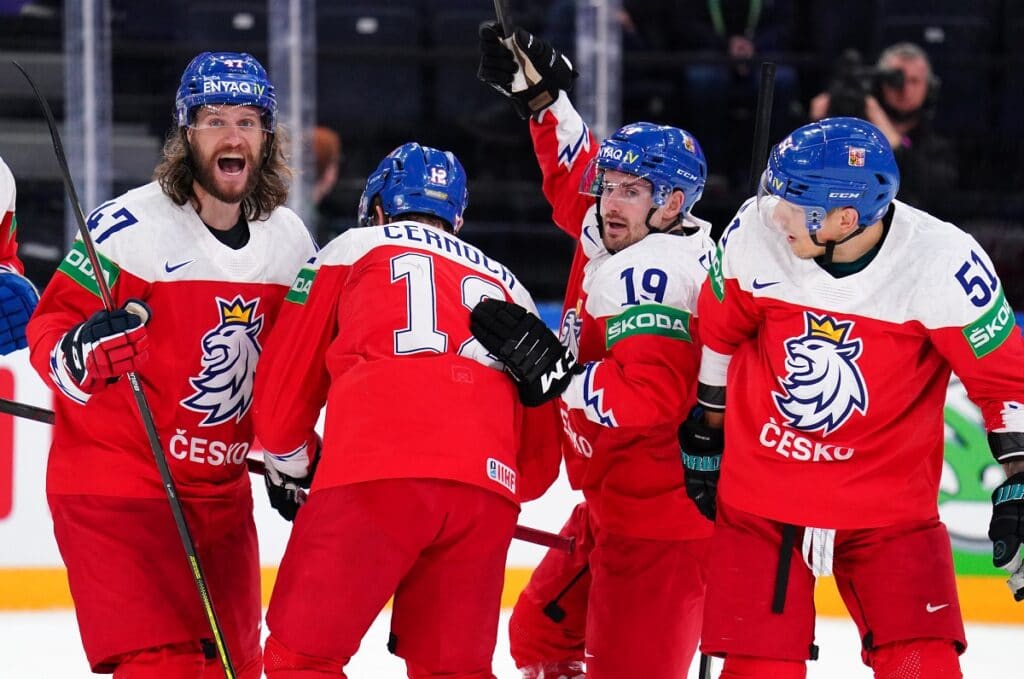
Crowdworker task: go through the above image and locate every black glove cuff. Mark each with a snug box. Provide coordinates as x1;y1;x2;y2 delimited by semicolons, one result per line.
989;431;1024;464
696;382;726;411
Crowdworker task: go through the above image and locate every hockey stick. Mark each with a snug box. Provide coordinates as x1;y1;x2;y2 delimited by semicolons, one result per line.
13;61;237;678
0;396;575;553
492;0;512;38
693;62;779;679
1006;545;1024;602
699;654;713;679
243;457;575;552
747;61;777;194
0;397;54;425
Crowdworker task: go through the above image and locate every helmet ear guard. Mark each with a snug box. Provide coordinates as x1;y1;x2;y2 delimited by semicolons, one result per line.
357;143;469;232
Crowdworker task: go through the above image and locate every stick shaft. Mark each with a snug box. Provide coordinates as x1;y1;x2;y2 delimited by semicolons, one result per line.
747;62;777;194
13;60;237;678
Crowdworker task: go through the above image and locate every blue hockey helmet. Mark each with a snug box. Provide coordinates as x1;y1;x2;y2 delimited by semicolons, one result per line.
759;117;899;232
581;122;707;215
357;143;469;232
175;52;277;128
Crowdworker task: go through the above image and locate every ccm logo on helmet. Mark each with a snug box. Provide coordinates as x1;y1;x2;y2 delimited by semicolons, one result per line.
828;191;863;199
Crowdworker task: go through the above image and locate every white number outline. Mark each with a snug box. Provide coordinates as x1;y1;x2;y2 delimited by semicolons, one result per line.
390;254;505;365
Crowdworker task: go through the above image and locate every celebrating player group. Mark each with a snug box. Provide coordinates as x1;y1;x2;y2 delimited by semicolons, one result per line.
4;15;1022;679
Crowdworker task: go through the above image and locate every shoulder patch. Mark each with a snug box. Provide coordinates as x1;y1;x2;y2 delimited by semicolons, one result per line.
606;303;691;348
284;265;318;305
57;240;120;299
708;245;725;301
962;288;1015;358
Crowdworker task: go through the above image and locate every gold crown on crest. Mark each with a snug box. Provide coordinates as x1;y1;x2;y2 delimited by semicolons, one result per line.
218;297;257;324
807;314;849;343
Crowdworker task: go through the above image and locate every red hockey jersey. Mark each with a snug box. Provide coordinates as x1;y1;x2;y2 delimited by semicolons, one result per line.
28;182;316;499
0;156;27;273
253;221;561;505
529;93;715;540
699;199;1024;528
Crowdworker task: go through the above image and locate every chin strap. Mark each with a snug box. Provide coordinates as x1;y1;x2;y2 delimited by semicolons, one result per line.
646;209;700;236
811;226;865;265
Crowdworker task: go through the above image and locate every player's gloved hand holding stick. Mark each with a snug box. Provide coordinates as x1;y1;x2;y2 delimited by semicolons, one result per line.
989;468;1024;601
57;299;151;393
264;435;321;521
679;408;723;522
477;21;578;119
470;298;582;407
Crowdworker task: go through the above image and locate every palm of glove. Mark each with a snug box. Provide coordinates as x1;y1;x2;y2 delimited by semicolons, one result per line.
990;471;1024;568
477;22;578;119
470;298;580;407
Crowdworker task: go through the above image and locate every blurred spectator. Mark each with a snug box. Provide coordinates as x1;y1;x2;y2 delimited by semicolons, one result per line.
674;0;801;189
312;125;342;205
311;125;345;241
810;42;957;213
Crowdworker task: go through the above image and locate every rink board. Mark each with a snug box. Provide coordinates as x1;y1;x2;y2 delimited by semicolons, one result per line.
1;329;1023;623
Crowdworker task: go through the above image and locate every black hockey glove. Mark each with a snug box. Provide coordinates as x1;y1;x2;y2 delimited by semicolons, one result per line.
470;298;582;407
990;472;1024;569
477;21;579;119
264;438;321;522
679;410;723;522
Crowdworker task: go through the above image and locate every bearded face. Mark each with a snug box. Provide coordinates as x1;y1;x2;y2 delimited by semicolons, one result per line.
186;105;267;205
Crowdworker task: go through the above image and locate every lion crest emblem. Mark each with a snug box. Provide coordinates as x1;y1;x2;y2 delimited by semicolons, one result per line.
560;301;583;359
772;312;868;435
181;296;264;426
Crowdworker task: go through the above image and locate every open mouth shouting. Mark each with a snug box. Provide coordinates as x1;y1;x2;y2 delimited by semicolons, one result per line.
217;155;246;177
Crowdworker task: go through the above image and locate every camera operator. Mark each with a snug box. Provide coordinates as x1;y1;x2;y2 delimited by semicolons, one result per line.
810;43;957;212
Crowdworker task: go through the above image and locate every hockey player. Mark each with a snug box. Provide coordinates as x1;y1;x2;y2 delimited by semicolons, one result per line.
683;116;1024;679
474;23;715;679
253;142;560;679
0;155;39;355
26;52;315;678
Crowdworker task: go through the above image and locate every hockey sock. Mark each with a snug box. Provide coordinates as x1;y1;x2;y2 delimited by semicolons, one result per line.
405;659;495;679
519;661;586;679
263;634;348;678
112;641;205;679
719;654;807;679
201;651;262;679
869;639;962;679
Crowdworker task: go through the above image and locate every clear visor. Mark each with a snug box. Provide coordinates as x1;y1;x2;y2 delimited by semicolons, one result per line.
188;104;271;135
756;171;827;234
578;158;656;206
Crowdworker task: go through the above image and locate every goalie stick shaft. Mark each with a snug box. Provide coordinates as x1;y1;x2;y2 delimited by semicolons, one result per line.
0;397;575;553
13;61;237;679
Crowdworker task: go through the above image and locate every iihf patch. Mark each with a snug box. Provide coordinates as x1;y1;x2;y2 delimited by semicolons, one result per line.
486;457;516;494
848;147;865;167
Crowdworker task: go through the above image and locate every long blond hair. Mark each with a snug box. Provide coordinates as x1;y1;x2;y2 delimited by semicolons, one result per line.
154;126;292;221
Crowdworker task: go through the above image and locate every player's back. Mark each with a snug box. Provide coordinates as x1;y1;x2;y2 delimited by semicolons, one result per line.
286;220;538;501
